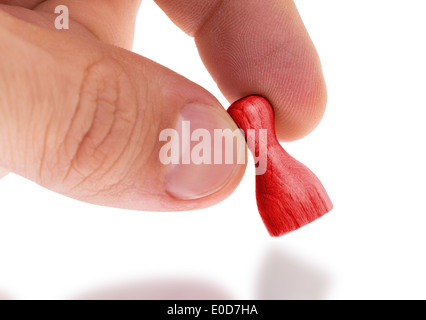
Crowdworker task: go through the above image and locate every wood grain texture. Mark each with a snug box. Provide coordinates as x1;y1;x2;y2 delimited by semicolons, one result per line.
227;96;332;236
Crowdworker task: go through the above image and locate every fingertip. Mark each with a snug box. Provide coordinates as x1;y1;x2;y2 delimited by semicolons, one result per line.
0;167;9;180
193;0;328;141
212;42;328;142
156;0;328;142
165;158;247;212
162;102;247;205
270;57;328;142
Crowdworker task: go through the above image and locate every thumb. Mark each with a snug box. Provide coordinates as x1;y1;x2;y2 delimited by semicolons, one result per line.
0;11;245;211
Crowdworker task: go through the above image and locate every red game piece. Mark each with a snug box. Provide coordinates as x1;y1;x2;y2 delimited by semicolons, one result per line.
228;96;333;236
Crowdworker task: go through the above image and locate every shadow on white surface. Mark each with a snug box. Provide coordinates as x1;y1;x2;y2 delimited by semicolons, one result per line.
256;246;330;300
74;279;233;300
0;292;11;300
73;246;330;300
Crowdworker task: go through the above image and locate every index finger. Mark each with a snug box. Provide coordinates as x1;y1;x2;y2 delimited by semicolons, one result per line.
155;0;327;141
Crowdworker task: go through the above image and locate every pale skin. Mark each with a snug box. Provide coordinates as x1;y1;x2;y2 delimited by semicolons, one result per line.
0;0;327;211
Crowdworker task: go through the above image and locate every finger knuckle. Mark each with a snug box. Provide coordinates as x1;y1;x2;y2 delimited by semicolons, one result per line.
60;58;139;192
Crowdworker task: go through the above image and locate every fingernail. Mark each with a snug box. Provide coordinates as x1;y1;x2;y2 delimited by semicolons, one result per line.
164;103;242;200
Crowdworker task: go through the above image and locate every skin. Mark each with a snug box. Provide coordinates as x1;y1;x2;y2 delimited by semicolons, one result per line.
0;0;327;211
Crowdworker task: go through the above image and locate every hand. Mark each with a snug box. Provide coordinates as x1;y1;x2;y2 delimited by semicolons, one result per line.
0;0;326;211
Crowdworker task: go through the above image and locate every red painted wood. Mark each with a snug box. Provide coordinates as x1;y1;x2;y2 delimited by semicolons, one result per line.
228;96;333;236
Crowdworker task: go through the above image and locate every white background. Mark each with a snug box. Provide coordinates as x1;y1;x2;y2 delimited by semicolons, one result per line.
0;0;425;300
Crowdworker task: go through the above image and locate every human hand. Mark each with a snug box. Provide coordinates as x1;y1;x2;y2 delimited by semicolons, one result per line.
0;0;326;211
